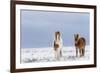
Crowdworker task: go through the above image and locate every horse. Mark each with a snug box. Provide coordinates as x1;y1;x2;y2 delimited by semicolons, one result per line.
53;31;63;60
74;34;86;57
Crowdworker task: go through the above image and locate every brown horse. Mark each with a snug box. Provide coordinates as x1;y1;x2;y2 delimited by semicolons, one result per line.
74;34;86;57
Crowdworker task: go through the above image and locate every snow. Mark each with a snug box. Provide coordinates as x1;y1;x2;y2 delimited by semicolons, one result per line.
21;46;90;63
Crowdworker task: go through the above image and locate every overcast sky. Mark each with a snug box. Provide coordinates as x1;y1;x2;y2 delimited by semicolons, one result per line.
21;9;90;48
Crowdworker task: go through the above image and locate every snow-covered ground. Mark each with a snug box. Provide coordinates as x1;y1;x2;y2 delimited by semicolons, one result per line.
21;46;90;63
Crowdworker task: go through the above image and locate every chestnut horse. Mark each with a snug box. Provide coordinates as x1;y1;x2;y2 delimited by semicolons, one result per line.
53;31;63;60
74;34;86;57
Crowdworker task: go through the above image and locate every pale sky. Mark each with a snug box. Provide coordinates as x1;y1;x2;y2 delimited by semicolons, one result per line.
21;9;90;48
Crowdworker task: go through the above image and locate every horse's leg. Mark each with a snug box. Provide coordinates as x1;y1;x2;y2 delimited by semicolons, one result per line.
57;48;62;60
60;50;62;57
82;48;85;56
57;50;60;60
54;50;57;60
76;48;78;57
79;49;82;57
83;48;85;56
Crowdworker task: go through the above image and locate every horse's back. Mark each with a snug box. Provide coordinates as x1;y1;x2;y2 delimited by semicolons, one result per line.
78;37;86;48
80;37;86;45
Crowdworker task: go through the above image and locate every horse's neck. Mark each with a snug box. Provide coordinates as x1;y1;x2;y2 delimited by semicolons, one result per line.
76;38;80;44
56;37;61;40
55;39;60;43
55;37;62;44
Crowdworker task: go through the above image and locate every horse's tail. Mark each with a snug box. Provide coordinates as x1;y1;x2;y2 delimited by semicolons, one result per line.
82;38;86;56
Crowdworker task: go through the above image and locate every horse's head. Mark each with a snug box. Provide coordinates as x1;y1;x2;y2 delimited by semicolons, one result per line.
74;34;79;43
55;31;60;40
